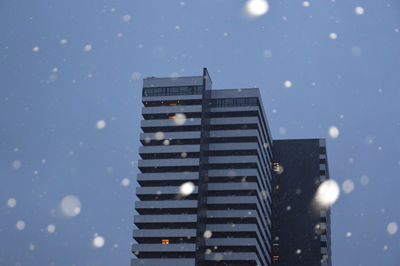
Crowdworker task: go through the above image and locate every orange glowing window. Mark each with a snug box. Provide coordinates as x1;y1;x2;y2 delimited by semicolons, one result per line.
161;239;169;244
169;104;177;106
169;116;176;119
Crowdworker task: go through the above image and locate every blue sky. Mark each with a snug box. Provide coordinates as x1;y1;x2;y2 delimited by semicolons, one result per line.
1;0;399;265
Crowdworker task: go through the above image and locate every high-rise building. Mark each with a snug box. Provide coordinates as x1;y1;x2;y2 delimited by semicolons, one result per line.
271;139;332;266
132;69;331;266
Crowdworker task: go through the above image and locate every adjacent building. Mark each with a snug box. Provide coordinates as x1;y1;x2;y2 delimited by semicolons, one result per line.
271;139;332;266
132;69;332;266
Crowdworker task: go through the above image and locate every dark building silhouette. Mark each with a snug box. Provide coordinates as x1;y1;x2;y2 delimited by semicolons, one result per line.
272;139;332;266
131;69;332;266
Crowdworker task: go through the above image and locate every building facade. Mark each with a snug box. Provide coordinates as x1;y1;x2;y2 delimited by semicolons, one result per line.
271;139;332;266
132;69;331;266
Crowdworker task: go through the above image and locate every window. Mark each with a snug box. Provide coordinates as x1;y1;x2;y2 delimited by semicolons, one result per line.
273;162;280;172
143;86;203;97
209;97;259;107
161;239;169;244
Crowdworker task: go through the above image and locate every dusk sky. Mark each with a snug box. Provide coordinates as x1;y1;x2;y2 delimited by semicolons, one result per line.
1;0;399;265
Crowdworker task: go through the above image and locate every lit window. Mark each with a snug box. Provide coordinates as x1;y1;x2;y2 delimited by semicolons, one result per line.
273;162;280;172
162;239;169;244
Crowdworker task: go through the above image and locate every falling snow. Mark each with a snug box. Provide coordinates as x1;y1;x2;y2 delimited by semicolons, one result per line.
342;180;354;194
7;198;16;208
96;120;106;129
179;182;195;196
16;220;25;230
174;113;186;125
315;180;340;207
329;33;338;40
93;235;105;248
203;230;212;239
365;135;375;146
83;44;92;52
245;0;269;17
121;178;130;187
328;126;339;139
12;160;22;170
213;253;223;261
387;222;398;235
60;195;81;218
355;6;364;15
360;175;369;185
47;224;56;233
284;80;292;88
263;49;272;58
122;15;131;22
155;131;164;140
1;1;399;265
